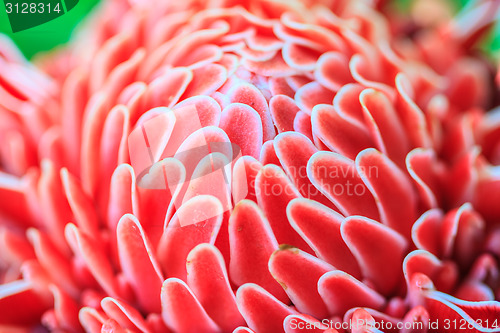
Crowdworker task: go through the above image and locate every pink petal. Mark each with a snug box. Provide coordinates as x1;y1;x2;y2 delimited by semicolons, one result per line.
161;278;220;333
403;250;458;294
307;151;379;219
287;198;361;277
269;95;300;133
359;89;409;166
274;132;338;210
50;285;82;332
117;214;163;314
318;270;386;317
395;74;432;148
61;168;99;236
182;64;227;98
311;104;374;160
186;244;246;331
236;283;298;333
260;140;281;166
255;165;312;252
228;200;288;302
293;111;314;142
220;103;263;159
356;148;418;237
157;195;223;280
269;246;333;318
294;82;335;116
314;52;353;91
232;156;262;204
341;216;408;295
0;280;50;325
101;297;151;333
227;82;275;141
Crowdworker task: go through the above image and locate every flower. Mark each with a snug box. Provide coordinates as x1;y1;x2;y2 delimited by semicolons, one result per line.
1;0;500;332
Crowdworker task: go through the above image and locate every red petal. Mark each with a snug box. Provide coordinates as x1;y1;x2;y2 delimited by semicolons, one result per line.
287;198;360;277
220;103;263;159
269;95;300;133
255;165;312;252
117;214;163;313
356;148;418;237
228;200;288;303
269;246;333;318
236;283;297;333
157;195;223;280
161;278;220;333
307;151;379;219
341;216;408;295
186;244;245;331
318;270;385;317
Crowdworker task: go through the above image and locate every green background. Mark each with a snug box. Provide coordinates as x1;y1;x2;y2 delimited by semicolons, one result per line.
0;0;498;60
0;0;99;58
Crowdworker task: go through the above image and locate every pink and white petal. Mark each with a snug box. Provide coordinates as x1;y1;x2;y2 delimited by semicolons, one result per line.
269;77;295;98
101;297;151;333
242;53;299;78
0;280;51;326
293;111;314;143
295;82;335;116
274;132;338;210
228;200;288;302
359;89;409;166
220;103;263;159
186;244;246;331
356;148;418;237
64;224;121;299
117;214;163;314
314;52;353;91
145;68;193;109
79;307;108;333
341;216;408;295
61;169;99;236
318;270;386;317
236;283;298;333
49;285;81;332
395;74;432;148
349;54;395;101
157;195;223;280
282;43;322;71
260;141;281;166
411;209;444;257
255;165;312;252
311;104;374;160
422;290;500;332
287;198;360;277
269;246;333;318
227;82;275;141
403;250;458;294
406;149;442;210
332;83;365;127
232;156;262;204
161;278;221;333
269;95;300;133
26;228;79;298
0;173;31;227
182;64;227;99
307;152;379;219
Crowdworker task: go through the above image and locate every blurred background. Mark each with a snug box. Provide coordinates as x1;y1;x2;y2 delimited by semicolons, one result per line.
0;0;498;60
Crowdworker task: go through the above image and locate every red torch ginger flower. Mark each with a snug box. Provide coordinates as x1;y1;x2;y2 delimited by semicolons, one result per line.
1;0;500;332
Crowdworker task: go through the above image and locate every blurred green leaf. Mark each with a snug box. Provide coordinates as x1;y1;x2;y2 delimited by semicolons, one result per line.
0;0;99;58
